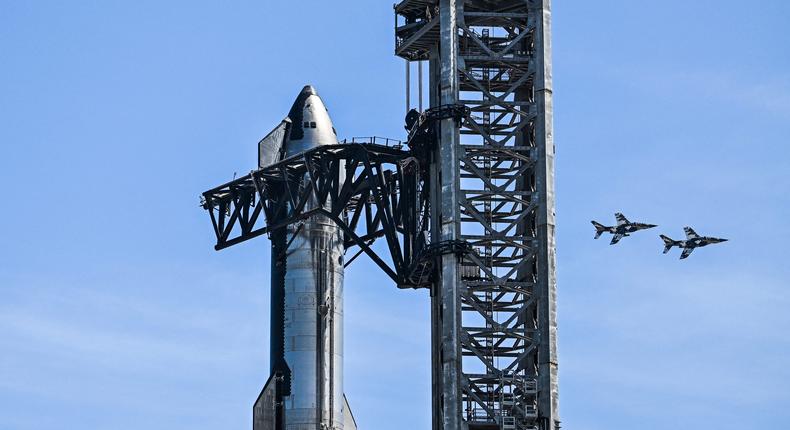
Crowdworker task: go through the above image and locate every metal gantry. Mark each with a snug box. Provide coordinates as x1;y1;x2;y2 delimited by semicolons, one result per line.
396;1;558;429
201;141;432;289
201;0;558;428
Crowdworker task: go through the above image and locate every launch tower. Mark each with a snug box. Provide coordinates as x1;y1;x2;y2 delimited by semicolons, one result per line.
395;1;557;429
201;1;557;429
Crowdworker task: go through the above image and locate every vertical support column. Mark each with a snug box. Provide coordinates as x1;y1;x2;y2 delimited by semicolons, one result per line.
428;44;442;430
529;1;559;428
437;1;462;430
406;59;411;114
418;60;424;111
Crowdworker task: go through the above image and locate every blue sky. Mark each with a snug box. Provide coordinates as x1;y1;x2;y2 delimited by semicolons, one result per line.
1;1;789;429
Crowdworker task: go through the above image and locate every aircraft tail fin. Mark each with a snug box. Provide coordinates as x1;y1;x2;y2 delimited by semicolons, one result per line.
591;221;607;239
660;235;676;254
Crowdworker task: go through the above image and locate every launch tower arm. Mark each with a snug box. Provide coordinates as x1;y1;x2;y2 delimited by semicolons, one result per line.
201;142;433;288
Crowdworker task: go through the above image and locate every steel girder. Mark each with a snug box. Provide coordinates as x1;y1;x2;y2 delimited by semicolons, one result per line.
396;1;558;429
200;143;432;289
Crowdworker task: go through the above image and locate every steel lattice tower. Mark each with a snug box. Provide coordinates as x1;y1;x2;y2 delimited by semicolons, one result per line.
396;1;558;429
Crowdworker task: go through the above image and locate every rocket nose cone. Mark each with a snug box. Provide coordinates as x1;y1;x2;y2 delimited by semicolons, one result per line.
287;85;321;119
284;85;337;156
300;85;318;96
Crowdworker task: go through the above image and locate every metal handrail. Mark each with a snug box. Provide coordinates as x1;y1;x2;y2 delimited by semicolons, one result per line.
342;136;405;149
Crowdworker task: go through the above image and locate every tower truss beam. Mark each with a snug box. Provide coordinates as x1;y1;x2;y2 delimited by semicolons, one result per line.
201;143;432;289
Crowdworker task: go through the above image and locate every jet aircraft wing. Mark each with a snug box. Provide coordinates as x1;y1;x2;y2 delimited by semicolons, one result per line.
615;213;629;226
610;233;625;245
680;247;695;259
684;227;700;240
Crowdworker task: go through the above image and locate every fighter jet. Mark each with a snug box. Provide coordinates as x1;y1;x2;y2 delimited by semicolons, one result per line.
660;227;728;259
591;213;658;245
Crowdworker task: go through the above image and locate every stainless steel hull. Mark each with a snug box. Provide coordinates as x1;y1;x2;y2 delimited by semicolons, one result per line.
283;212;345;430
255;85;355;430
